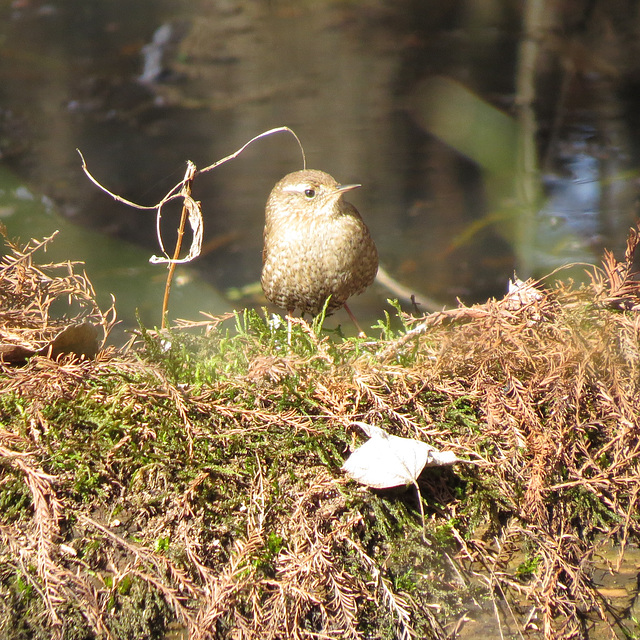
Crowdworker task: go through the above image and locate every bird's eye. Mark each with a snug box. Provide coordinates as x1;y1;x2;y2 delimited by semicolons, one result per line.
304;188;316;199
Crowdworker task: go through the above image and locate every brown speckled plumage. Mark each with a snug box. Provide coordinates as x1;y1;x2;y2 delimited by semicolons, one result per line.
261;169;378;316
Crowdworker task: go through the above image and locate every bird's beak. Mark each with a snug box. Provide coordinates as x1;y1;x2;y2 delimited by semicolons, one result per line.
336;183;361;194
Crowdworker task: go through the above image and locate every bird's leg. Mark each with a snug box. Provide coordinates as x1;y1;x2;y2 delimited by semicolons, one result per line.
344;303;366;338
287;309;294;346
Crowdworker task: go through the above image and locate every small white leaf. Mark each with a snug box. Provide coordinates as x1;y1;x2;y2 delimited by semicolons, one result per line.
342;422;460;489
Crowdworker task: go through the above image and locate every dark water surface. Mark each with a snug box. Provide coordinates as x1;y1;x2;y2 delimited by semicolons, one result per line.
1;0;639;329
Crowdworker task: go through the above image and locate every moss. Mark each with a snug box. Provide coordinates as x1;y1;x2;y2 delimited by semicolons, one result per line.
107;577;174;640
3;231;640;638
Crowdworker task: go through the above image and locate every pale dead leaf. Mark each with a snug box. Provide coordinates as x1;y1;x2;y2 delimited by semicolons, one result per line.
342;422;460;489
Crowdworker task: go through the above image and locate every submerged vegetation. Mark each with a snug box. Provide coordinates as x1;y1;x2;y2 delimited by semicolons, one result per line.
1;227;640;639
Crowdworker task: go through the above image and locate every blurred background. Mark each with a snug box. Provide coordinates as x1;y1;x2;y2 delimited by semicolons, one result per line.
0;0;638;333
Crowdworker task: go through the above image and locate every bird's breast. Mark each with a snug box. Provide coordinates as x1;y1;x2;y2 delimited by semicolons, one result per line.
261;209;378;314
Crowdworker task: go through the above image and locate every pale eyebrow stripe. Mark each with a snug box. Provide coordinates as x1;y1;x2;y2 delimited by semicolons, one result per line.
282;182;312;193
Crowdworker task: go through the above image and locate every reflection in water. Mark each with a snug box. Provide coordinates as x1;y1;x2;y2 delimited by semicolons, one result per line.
538;134;602;269
544;147;601;236
0;0;638;328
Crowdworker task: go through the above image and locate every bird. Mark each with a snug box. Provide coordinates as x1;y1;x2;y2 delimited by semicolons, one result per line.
261;169;378;327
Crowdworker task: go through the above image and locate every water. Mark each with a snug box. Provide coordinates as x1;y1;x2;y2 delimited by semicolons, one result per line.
0;0;638;330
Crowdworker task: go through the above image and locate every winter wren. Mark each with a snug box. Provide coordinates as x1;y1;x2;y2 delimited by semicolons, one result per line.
261;169;378;317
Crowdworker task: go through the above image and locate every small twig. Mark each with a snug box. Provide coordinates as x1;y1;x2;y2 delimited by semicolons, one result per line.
198;126;306;174
78;149;162;211
343;302;366;337
161;162;197;328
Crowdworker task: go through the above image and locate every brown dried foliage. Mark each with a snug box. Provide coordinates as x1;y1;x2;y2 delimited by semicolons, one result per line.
379;226;640;638
1;226;640;639
0;228;115;361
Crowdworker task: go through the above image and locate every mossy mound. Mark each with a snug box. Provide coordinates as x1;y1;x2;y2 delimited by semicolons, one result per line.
1;229;640;639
